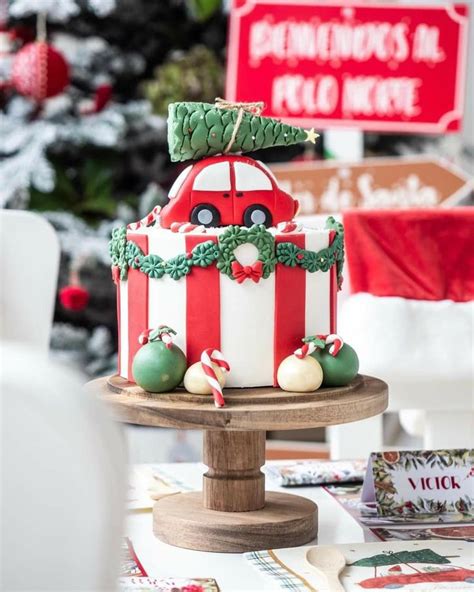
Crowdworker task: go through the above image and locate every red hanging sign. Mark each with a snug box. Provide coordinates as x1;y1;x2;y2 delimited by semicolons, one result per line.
226;0;469;133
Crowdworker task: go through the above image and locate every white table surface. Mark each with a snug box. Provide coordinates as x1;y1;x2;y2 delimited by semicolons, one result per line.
126;462;378;591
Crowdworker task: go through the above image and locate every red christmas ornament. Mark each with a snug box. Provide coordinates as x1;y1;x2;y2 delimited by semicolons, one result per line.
59;285;90;312
11;41;69;102
80;83;113;115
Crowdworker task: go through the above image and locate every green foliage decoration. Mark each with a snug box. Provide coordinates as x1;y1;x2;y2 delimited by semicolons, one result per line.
217;224;276;280
109;226;128;280
142;46;224;116
30;159;136;223
126;241;144;269
191;240;219;267
168;101;315;162
164;254;192;280
325;216;344;287
140;254;165;279
277;242;300;267
108;217;344;283
275;217;344;281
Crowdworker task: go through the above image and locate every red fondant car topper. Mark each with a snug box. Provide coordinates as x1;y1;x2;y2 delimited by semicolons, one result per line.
160;155;299;228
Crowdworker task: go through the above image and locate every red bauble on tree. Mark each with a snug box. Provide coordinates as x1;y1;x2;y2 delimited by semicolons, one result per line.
11;41;69;102
59;285;90;312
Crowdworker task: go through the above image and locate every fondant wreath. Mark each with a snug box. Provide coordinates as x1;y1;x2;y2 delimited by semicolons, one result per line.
216;224;277;280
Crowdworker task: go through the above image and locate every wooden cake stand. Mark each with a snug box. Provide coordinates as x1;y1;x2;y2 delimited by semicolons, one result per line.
89;374;388;553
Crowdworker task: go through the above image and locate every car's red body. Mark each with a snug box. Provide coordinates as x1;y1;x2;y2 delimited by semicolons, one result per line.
359;567;474;588
160;155;298;228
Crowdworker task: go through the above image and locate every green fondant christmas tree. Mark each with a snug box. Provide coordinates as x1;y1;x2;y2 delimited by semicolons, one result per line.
168;99;318;162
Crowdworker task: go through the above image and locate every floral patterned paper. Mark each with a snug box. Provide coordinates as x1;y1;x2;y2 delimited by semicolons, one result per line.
266;460;366;487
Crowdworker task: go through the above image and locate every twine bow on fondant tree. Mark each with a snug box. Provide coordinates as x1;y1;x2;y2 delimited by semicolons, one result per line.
168;98;319;162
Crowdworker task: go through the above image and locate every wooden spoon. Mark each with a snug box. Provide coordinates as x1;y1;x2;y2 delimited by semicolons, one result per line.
306;546;346;591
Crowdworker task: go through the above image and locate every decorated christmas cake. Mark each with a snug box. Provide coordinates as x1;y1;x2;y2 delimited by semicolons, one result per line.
110;100;348;395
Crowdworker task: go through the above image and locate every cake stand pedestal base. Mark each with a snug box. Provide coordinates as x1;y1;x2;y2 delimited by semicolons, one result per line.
154;429;317;552
153;491;317;553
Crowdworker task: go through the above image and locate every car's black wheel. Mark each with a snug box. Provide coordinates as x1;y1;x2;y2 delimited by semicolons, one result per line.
190;204;221;227
243;205;273;228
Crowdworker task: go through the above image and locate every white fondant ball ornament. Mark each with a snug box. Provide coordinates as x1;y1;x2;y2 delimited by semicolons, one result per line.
277;347;323;392
184;362;226;394
184;348;230;408
132;326;187;393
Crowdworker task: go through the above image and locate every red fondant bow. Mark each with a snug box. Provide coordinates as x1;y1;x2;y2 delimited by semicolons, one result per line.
231;260;263;284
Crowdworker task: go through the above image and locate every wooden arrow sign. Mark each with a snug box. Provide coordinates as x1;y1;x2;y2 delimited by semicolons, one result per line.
271;156;473;215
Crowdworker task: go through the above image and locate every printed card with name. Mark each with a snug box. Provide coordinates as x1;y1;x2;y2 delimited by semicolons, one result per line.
361;449;473;518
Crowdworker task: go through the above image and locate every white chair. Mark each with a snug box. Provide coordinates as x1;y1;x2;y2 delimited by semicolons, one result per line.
328;210;474;459
0;210;60;351
1;343;127;591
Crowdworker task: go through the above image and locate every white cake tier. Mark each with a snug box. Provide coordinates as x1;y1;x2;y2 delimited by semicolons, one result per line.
115;224;339;388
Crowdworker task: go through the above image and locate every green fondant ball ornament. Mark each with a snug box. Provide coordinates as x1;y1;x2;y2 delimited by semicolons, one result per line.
307;335;359;387
132;326;187;393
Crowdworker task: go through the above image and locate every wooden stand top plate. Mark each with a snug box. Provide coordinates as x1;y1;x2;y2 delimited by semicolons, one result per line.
89;374;388;431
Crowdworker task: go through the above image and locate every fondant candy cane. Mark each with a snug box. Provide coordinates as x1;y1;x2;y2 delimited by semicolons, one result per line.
138;329;152;345
277;220;302;233
294;341;316;359
170;222;206;234
317;334;344;356
138;325;175;348
159;330;173;349
127;205;162;231
200;349;230;408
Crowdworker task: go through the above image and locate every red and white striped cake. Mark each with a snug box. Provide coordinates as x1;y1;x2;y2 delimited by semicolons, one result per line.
111;221;342;388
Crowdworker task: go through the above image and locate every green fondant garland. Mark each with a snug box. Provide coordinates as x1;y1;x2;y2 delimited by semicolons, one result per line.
140;254;165;279
109;226;128;280
109;218;344;285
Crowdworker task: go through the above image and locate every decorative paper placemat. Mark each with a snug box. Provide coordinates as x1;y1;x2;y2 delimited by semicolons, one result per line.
119;538;219;591
127;465;194;511
372;523;474;543
119;577;219;591
120;538;148;578
246;540;474;591
326;484;474;531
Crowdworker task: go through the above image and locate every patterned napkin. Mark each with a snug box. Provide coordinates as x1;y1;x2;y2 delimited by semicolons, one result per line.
246;540;474;591
266;460;366;487
119;577;219;591
120;538;219;591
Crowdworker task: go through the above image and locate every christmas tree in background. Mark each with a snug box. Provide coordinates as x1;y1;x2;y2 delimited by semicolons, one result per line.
1;0;228;375
3;0;466;376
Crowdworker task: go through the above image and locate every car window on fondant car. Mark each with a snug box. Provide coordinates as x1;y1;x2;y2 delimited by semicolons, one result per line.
168;165;192;199
193;161;231;191
234;162;273;191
